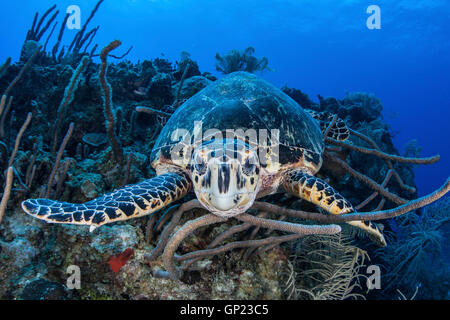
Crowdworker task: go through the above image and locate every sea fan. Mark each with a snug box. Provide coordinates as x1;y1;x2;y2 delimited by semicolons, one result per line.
281;233;369;300
215;47;269;74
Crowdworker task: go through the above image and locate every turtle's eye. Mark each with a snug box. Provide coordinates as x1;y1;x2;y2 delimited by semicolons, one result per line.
242;158;257;176
194;155;207;175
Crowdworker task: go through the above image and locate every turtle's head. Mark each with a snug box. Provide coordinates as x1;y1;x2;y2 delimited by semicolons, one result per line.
191;139;261;217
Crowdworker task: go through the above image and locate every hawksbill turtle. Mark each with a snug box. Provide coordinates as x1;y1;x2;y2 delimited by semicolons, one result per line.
21;72;386;246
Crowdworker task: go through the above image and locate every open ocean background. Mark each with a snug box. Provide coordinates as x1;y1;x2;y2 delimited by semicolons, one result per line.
0;0;449;195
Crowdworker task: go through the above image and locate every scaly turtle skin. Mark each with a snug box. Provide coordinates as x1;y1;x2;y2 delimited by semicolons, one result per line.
22;72;386;246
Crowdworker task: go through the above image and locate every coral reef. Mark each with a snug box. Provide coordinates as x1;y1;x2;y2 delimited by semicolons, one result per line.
0;3;448;301
283;87;421;209
0;205;286;299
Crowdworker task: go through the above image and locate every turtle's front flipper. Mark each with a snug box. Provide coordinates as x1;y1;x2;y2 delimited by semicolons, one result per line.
305;110;350;141
283;169;386;247
22;171;191;230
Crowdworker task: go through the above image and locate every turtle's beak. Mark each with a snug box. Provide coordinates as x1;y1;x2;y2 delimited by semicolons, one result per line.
211;195;238;211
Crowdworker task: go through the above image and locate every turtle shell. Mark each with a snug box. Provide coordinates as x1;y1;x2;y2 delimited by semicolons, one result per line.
151;72;324;173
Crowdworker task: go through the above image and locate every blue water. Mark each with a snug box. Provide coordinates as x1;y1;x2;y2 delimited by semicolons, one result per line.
1;0;449;195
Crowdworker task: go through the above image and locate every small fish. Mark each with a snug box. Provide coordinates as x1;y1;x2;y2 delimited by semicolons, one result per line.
108;248;134;273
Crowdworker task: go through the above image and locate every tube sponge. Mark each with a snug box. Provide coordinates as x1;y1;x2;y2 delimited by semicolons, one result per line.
99;40;123;163
51;55;89;153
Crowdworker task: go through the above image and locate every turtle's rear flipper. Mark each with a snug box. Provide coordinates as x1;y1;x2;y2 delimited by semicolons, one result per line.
22;172;191;230
305;109;350;141
283;169;386;247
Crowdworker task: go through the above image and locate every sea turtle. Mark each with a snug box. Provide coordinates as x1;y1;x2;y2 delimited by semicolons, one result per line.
21;72;386;246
